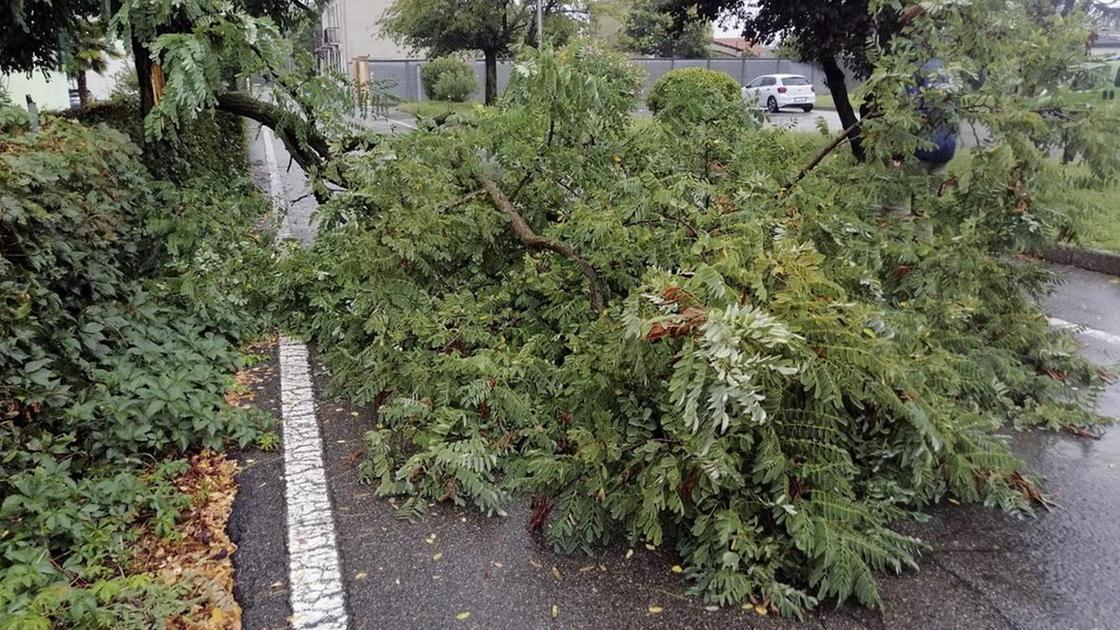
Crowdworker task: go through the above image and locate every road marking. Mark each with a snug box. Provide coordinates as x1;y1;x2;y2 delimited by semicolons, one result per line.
1049;317;1120;347
261;126;291;241
263;125;349;629
386;115;418;131
279;338;349;630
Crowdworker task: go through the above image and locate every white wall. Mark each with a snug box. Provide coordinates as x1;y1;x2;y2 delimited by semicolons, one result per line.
323;0;412;67
1;71;72;111
84;54;133;101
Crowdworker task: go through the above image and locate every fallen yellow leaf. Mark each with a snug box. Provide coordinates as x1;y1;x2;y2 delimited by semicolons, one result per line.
456;611;471;620
355;571;368;580
648;606;664;614
644;543;656;551
551;566;562;580
551;604;559;619
670;565;683;574
754;604;768;616
432;552;443;561
625;549;634;559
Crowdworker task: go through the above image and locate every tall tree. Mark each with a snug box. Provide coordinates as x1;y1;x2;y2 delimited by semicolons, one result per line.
662;0;1115;160
380;0;530;104
670;0;890;160
63;19;121;107
622;0;712;59
1;0;102;74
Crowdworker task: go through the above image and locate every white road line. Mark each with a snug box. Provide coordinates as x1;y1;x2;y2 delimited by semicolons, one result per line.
261;126;292;240
386;115;418;131
263;125;349;629
279;338;349;630
1049;317;1120;347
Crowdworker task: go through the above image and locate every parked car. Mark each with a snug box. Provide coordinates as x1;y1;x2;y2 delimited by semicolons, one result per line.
741;74;816;113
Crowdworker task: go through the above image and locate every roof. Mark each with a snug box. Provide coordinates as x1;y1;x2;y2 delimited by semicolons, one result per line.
710;37;765;57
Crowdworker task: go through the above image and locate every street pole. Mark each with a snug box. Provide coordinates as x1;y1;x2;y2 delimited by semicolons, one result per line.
536;0;543;46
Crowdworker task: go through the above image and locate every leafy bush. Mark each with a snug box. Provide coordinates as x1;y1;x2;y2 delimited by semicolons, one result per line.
420;56;478;102
647;67;743;124
62;100;246;183
274;29;1119;617
0;116;272;626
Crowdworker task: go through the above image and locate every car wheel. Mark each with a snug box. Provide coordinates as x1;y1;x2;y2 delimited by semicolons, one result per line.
801;105;814;112
767;96;779;113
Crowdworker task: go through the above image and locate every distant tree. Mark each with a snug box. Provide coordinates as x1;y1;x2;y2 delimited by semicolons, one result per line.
662;0;1114;161
1;0;102;74
63;19;121;107
381;0;530;104
2;0;313;113
622;0;711;58
771;35;801;61
659;0;888;160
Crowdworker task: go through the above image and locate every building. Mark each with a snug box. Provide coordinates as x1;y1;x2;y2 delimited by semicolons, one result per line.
709;37;764;58
2;51;130;112
318;0;412;73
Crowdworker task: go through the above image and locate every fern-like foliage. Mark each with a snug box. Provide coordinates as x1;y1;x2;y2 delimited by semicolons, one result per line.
268;15;1119;617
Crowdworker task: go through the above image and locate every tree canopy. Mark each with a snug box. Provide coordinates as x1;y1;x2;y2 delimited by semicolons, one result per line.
660;0;1115;159
621;0;712;58
382;0;554;104
1;0;103;74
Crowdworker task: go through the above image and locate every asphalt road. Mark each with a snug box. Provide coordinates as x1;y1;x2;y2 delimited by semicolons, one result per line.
234;118;1120;630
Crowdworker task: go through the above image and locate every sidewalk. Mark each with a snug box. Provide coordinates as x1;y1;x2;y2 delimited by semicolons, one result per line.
231;122;1120;630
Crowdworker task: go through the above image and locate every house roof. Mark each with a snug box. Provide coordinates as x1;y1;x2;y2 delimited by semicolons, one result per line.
710;37;765;57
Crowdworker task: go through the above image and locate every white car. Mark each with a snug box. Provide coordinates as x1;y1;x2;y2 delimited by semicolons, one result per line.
741;74;817;113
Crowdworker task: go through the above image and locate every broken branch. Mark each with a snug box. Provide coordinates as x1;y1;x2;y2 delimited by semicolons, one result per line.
475;174;606;314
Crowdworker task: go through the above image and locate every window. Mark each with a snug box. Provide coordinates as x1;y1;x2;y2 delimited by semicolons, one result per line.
747;77;764;88
760;77;777;87
782;76;811;86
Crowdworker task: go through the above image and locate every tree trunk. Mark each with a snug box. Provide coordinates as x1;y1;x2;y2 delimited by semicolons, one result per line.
132;35;157;115
76;72;89;108
484;49;498;105
820;56;865;162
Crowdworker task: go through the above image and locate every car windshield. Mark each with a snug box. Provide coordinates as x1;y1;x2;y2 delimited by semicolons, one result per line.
782;77;810;86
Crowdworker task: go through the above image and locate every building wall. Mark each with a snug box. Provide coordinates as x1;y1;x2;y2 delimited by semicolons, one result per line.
2;44;131;112
1;71;72;111
84;53;133;101
321;0;411;72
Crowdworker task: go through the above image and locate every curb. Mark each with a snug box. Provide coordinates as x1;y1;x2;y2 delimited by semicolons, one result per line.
1039;245;1120;276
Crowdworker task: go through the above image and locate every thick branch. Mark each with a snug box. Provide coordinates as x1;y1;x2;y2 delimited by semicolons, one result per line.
787;114;882;191
215;91;331;174
475;175;606;314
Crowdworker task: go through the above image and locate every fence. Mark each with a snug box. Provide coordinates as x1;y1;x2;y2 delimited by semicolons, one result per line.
362;57;834;103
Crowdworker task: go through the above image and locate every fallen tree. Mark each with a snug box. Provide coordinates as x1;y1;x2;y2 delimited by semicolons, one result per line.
270;5;1119;614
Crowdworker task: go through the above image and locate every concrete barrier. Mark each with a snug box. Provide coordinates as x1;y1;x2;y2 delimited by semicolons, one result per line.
1040;245;1120;276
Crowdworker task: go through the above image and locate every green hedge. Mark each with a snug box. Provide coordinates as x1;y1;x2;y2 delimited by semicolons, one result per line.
0;113;271;627
647;67;743;124
62;99;246;183
420;57;478;102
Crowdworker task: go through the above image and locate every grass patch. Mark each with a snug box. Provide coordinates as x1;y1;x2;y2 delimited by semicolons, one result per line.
398;100;480;119
814;86;866;111
947;148;1120;253
1065;178;1120;253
